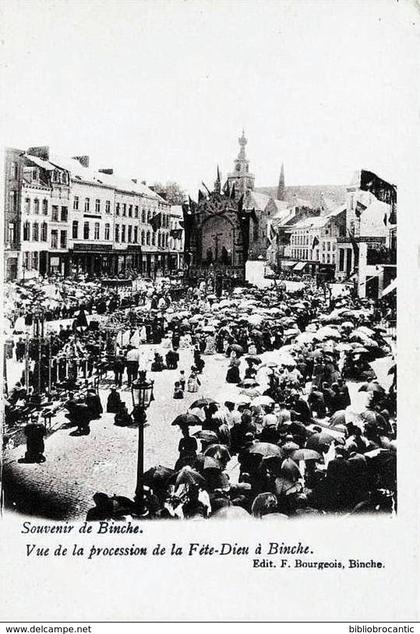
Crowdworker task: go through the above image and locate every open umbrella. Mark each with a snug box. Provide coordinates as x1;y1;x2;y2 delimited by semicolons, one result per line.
229;344;244;355
173;466;206;488
251;492;278;518
204;444;231;463
290;449;321;462
193;430;219;443
358;381;385;394
248;442;283;458
281;441;300;453
306;431;339;452
171;413;202;427
190;397;218;409
280;458;301;481
143;465;175;488
246;355;262;364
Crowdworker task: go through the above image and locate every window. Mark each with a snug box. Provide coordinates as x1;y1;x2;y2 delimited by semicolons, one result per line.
43;199;48;215
141;230;145;245
84;197;90;212
128;205;133;218
41;222;48;242
60;230;67;249
121;225;126;243
115;224;120;242
51;230;58;249
32;223;39;241
157;232;161;248
10;191;17;211
151;231;156;246
105;200;111;214
253;219;258;241
116;203;120;216
8;222;15;245
23;222;30;241
83;222;90;240
10;161;17;178
127;226;132;243
72;221;78;239
142;209;146;223
73;196;79;210
147;209;151;222
95;199;100;213
166;233;169;247
133;226;138;243
135;206;139;218
94;222;100;239
34;199;40;214
105;223;110;240
122;203;127;216
24;252;31;270
146;231;150;245
32;252;39;270
24;198;30;214
61;206;68;222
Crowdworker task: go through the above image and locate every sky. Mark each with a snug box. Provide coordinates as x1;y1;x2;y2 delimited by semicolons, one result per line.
1;0;419;196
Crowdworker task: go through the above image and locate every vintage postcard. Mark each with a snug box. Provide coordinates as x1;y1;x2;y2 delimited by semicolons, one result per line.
0;0;419;626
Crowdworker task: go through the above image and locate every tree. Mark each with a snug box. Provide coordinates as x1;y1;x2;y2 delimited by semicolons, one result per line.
151;181;186;205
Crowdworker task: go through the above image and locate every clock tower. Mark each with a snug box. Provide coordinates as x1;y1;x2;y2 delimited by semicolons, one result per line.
227;130;255;199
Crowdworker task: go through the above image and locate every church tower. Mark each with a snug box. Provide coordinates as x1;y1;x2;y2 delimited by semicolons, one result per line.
277;163;285;200
227;130;255;199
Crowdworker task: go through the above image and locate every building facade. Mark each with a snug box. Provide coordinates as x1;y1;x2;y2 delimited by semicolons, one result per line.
4;146;182;281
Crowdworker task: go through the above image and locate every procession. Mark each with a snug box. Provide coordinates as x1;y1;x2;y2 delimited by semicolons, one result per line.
3;264;397;521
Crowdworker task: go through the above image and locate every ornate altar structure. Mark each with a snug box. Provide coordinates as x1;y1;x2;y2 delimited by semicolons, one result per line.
182;175;255;287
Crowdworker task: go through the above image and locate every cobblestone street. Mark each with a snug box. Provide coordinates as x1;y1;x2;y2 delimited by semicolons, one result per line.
3;345;237;519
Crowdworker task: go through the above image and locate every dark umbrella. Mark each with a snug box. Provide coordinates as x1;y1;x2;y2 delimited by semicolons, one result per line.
280;458;301;481
251;492;278;518
229;344;244;355
204;444;231;463
190;397;218;409
171;413;202;427
306;431;339;452
245;355;262;364
290;449;321;462
143;465;175;488
193;430;219;443
358;382;385;394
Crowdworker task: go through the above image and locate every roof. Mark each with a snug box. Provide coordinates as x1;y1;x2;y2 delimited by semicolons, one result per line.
44;154;164;202
244;191;271;211
24;154;56;171
255;184;346;208
287;204;346;231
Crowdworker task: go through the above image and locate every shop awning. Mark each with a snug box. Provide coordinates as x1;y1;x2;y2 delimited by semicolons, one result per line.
293;261;308;271
280;260;297;268
381;278;397;297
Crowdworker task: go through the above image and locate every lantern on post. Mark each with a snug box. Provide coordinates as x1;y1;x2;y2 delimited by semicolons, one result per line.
131;370;154;513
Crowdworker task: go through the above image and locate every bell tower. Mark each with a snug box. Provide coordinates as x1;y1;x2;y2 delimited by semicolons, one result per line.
227;130;255;199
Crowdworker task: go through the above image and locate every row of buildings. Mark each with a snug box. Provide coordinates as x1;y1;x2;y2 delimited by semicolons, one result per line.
4;147;184;281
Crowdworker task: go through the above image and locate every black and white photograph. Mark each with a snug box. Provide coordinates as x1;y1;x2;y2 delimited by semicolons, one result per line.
0;0;418;625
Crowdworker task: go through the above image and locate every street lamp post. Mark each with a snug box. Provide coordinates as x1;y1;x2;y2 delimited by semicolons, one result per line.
131;370;154;514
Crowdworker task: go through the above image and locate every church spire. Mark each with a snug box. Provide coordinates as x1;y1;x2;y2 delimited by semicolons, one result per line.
277;163;285;200
214;165;221;193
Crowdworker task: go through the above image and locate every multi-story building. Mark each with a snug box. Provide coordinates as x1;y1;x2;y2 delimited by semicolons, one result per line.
336;170;397;298
283;206;346;276
3;146;178;280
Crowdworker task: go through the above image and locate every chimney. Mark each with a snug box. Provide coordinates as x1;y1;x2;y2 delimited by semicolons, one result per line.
131;178;137;184
27;146;50;160
98;168;113;175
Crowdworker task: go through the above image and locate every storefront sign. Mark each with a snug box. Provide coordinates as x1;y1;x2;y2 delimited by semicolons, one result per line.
72;244;113;252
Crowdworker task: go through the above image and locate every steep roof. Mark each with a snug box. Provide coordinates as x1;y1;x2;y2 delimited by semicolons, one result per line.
244;190;271;211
